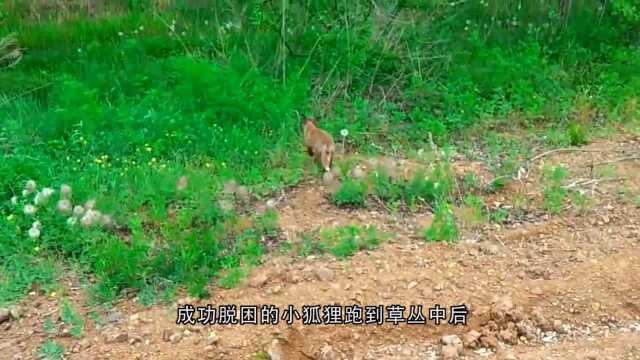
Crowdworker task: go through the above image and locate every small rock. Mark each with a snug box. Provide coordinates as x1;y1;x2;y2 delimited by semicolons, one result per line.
479;242;500;255
462;330;481;348
128;336;142;345
441;344;459;359
8;306;21;320
314;266;335;282
169;332;183;344
206;331;219;346
498;329;517;345
530;287;544;296
162;329;172;342
105;330;128;344
0;309;10;324
319;344;341;360
71;342;81;353
480;334;498;349
105;311;125;324
249;273;269;288
407;281;418;290
441;335;462;346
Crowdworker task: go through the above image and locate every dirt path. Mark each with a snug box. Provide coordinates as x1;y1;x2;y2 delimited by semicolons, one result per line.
2;133;640;360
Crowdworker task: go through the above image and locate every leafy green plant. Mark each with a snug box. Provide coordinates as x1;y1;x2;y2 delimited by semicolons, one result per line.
542;166;569;214
61;299;85;338
568;122;589;146
38;340;64;360
423;203;459;243
369;168;403;202
331;179;368;208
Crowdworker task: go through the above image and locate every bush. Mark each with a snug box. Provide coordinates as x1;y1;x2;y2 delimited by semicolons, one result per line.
331;179;368;208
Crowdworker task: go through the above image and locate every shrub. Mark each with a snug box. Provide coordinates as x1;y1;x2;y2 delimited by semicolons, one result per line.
331;179;368;208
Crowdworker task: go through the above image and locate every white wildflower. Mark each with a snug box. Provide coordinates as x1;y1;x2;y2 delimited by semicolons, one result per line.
11;196;18;205
66;217;77;227
22;189;29;197
23;204;37;216
41;187;55;199
340;129;349;137
80;209;101;228
28;226;41;239
24;180;36;193
32;221;42;229
99;214;114;228
139;26;144;31
118;31;124;36
60;184;72;199
73;205;85;217
57;199;72;214
34;192;42;205
176;175;188;191
434;182;440;189
84;199;96;210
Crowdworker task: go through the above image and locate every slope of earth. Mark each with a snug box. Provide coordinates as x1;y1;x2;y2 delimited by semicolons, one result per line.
2;132;640;360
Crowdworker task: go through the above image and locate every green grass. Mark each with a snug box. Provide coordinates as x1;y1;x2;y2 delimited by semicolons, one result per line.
424;203;459;243
61;298;85;338
542;166;569;214
1;0;640;306
317;225;386;258
38;340;64;360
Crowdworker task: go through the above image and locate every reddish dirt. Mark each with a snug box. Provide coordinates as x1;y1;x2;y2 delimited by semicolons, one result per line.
2;132;640;360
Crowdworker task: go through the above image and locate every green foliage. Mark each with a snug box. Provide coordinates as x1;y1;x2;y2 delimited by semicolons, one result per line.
404;165;453;208
38;340;64;360
42;317;56;335
489;208;510;223
542;166;569;214
318;225;385;258
424;203;459;243
568;122;589;146
331;179;368;208
369;168;403;202
61;299;85;338
463;195;487;224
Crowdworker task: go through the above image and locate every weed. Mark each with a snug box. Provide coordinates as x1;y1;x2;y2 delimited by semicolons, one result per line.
61;299;85;338
331;179;368;208
43;317;57;335
424;203;459;243
567;122;589;146
38;340;64;360
542;166;569;214
369;168;403;202
571;191;593;215
489;208;510;223
318;226;385;258
462;195;487;224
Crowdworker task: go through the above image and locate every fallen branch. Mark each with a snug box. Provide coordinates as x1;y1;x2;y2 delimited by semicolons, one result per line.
591;155;640;167
528;147;622;164
562;177;626;190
